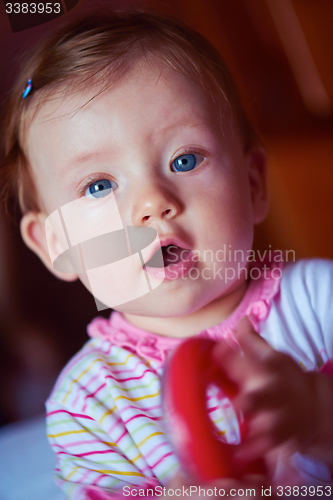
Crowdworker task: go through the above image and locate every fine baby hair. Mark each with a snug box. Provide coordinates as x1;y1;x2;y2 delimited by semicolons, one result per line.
0;9;257;215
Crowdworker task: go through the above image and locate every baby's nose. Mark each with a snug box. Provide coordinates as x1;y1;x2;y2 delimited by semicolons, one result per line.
131;183;182;225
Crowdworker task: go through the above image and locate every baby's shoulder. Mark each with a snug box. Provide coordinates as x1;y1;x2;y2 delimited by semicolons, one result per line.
261;259;333;366
46;336;146;411
280;258;333;310
282;257;333;289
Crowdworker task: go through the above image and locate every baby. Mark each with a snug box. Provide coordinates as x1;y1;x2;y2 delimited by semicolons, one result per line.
1;9;333;500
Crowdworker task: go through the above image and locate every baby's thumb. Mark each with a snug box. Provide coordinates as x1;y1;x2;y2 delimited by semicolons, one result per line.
234;316;273;362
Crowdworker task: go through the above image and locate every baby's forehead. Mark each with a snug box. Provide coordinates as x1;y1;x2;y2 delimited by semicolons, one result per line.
27;66;223;149
69;69;209;114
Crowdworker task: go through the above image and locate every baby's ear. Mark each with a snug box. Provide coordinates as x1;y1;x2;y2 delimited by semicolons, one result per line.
20;211;78;282
246;145;269;225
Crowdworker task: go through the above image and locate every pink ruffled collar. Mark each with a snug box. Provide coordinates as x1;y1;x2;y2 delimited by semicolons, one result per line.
87;261;283;366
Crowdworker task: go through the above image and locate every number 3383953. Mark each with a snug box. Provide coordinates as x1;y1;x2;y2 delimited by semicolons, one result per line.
6;3;61;14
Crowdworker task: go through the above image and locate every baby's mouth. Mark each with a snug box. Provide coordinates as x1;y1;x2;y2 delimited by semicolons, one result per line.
145;244;190;268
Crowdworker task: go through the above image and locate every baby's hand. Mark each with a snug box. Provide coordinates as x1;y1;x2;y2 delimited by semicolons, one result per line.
163;469;265;499
213;319;333;464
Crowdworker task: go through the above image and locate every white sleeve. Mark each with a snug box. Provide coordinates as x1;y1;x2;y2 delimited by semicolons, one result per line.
299;259;333;357
260;259;333;370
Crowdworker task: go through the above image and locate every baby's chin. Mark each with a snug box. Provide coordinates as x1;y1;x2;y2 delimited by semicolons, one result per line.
116;301;196;319
101;284;230;321
77;264;244;319
103;290;203;318
79;281;206;320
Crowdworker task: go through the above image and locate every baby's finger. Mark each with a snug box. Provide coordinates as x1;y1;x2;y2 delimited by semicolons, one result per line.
236;433;275;462
214;317;275;382
235;317;276;365
212;339;272;391
236;408;293;460
233;384;286;416
212;340;252;385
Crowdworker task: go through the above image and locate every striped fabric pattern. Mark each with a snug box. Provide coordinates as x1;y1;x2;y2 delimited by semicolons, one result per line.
46;262;286;498
45;260;333;497
46;335;238;498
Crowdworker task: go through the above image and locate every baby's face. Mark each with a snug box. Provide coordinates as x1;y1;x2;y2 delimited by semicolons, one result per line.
26;66;265;317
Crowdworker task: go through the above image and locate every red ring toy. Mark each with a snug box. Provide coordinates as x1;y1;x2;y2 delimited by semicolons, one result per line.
163;337;267;481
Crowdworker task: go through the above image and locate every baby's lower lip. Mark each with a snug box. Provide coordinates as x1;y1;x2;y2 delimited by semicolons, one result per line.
144;250;196;280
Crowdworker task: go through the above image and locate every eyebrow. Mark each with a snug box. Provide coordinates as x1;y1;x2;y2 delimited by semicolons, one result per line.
73;152;102;165
60;152;106;178
63;120;207;173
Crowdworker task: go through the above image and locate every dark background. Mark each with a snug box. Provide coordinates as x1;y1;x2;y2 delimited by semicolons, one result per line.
0;0;332;425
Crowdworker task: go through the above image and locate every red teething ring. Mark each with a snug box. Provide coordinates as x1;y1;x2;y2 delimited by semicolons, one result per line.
163;337;266;481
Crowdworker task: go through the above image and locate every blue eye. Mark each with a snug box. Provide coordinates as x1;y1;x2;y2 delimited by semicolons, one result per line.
172;153;197;172
85;179;113;198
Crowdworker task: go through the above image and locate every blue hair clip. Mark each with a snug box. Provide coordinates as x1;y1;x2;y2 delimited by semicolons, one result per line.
23;79;32;99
